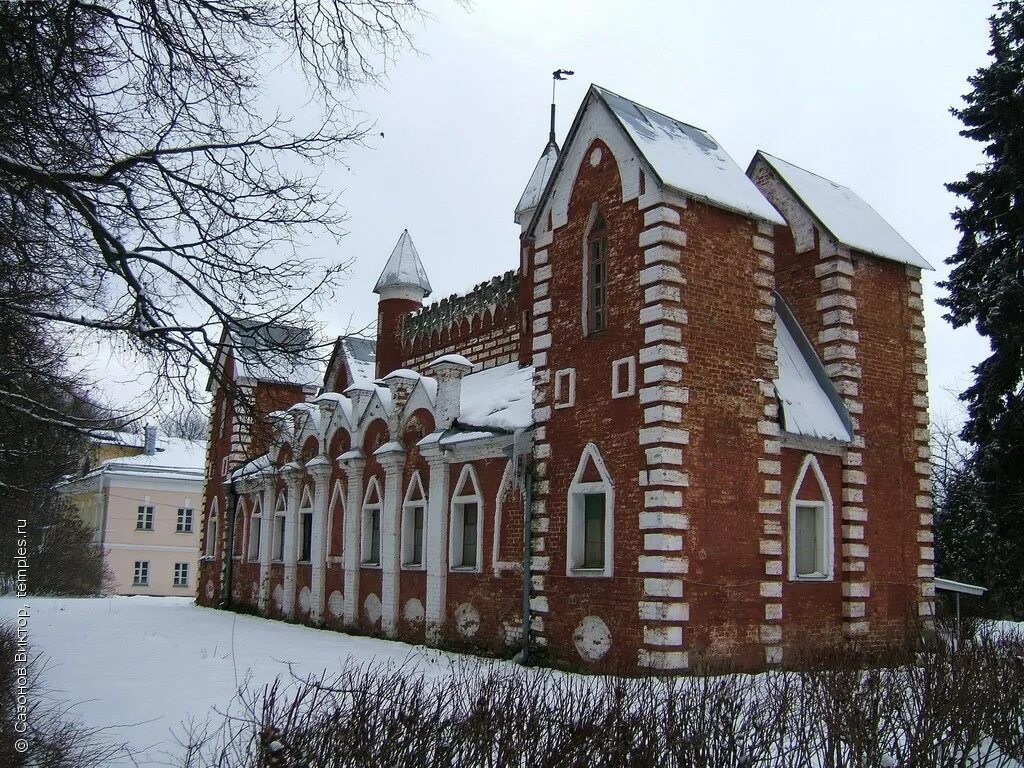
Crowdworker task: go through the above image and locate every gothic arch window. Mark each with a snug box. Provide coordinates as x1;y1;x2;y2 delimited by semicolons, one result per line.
788;454;835;581
205;497;219;558
298;486;314;563
584;208;609;335
327;480;345;560
401;471;427;568
271;493;286;562
247;497;263;562
361;477;383;566
566;443;615;577
449;465;483;572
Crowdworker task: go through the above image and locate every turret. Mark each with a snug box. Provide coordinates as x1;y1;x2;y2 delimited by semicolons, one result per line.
373;230;432;377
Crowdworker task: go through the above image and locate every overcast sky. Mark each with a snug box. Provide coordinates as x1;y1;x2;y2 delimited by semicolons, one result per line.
95;1;995;429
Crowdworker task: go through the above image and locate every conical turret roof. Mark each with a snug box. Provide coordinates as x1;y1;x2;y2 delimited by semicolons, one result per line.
373;229;432;296
515;140;559;220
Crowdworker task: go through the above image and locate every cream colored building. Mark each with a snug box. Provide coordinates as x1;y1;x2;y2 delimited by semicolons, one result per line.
59;430;206;596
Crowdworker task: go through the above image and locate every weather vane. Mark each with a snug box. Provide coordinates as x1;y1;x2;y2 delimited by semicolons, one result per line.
550;69;574;146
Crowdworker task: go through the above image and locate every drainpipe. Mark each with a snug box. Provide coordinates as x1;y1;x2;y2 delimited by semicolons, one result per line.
520;467;533;664
221;474;238;608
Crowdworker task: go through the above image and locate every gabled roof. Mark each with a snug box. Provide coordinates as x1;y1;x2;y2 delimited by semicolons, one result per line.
597;86;785;224
773;296;853;443
208;319;324;391
515;140;559;220
751;151;932;270
373;230;432;295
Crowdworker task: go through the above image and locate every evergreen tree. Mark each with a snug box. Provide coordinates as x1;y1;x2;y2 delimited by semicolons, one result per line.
940;0;1024;617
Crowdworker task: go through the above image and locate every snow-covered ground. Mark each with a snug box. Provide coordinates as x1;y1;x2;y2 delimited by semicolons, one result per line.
0;596;476;766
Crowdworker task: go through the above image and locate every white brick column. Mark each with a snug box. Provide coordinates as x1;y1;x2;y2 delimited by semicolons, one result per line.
257;472;276;611
307;458;331;624
281;462;304;618
906;265;935;627
752;222;785;665
377;447;406;637
422;451;451;643
340;454;365;626
816;242;870;636
636;202;689;672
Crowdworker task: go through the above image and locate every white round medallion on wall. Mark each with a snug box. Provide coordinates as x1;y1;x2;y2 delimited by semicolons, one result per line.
364;593;382;625
403;598;424;625
298;586;312;613
589;146;603;167
328;590;344;618
204;580;215;600
573;616;611;661
272;584;283;610
454;603;480;637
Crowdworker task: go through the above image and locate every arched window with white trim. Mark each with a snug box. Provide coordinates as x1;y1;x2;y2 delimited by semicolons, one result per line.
583;207;609;335
566;443;615;577
361;477;383;566
247;497;262;562
298;486;314;563
327;480;345;561
788;454;835;581
449;465;483;572
401;471;427;568
205;497;219;558
271;493;286;562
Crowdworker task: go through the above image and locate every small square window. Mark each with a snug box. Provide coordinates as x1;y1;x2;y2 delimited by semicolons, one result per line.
173;562;189;587
176;507;193;533
611;356;636;399
133;560;149;586
136;505;154;531
553;368;576;410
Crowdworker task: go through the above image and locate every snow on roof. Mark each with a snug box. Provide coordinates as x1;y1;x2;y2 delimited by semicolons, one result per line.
383;368;421;380
228;320;325;388
431;353;474;369
593;86;784;225
373;230;432;296
231;454;271;481
93;436;207;480
458;363;533;432
515;141;559;219
774;306;852;443
340;336;376;384
755;152;932;270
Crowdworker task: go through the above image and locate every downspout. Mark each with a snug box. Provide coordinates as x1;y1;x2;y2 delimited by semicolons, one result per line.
221;474;238;608
520;466;533;665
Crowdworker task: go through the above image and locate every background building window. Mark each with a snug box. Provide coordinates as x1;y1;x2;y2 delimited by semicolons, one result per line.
136;505;154;530
133;561;149;586
173;562;189;587
176;507;193;533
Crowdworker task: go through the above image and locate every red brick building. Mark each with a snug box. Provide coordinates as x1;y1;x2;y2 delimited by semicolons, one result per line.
197;85;934;671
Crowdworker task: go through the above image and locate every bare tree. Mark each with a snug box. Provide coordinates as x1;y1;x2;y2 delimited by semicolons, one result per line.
159;403;211;442
0;0;422;429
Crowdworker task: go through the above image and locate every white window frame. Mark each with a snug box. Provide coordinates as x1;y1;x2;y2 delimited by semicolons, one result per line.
176;506;193;533
326;480;345;563
297;486;314;563
173;562;189;587
788;453;835;582
566;443;615;578
247;498;262;562
204;498;218;558
449;465;484;573
133;560;149;586
553;368;576;410
221;456;230;478
401;471;427;569
136;503;154;531
271;494;286;562
361;477;383;567
611;356;636;399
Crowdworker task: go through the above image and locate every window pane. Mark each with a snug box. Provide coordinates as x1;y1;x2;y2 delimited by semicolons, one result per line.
461;503;478;568
796;505;820;576
300;512;313;561
275;516;285;560
249;517;261;560
583;494;605;568
410;506;424;565
368;510;381;564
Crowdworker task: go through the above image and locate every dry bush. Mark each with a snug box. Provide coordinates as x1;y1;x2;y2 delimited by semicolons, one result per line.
178;626;1024;768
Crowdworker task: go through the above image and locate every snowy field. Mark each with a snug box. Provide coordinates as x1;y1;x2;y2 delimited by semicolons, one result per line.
0;596;477;766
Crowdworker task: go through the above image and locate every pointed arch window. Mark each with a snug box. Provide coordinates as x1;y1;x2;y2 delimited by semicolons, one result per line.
567;443;615;577
586;212;609;335
205;498;219;558
361;478;383;566
788;454;835;581
401;472;427;568
298;486;314;563
271;494;287;562
449;465;483;572
327;480;345;561
247;497;263;562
